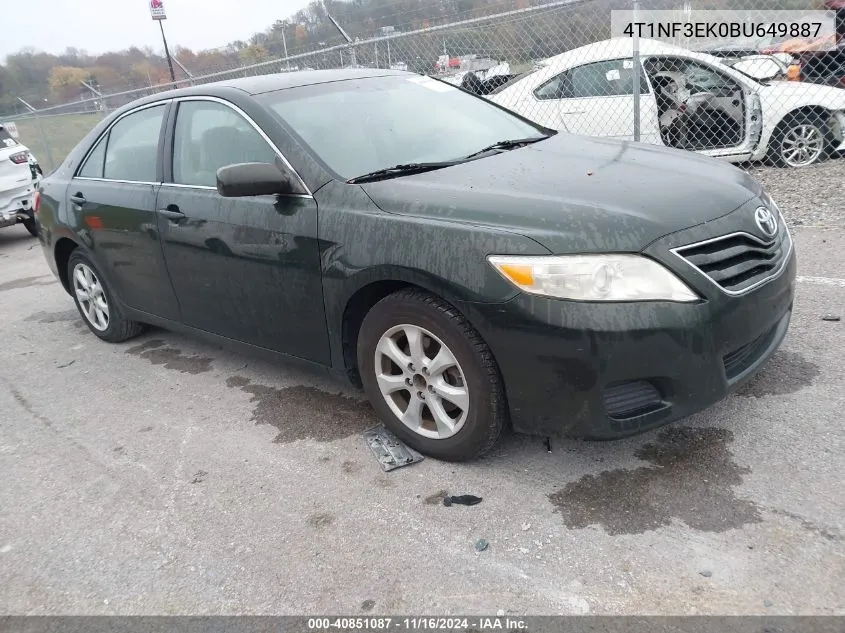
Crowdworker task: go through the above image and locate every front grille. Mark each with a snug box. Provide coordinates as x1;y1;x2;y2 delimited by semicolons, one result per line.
722;322;780;381
602;380;663;419
673;230;791;294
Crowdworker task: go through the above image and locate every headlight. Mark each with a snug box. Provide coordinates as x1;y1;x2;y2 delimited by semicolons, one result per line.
487;254;699;302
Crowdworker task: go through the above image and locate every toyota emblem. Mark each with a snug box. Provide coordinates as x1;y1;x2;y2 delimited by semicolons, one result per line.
754;207;778;238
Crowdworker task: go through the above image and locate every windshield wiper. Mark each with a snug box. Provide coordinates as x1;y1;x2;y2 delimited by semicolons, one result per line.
347;161;461;184
461;135;550;161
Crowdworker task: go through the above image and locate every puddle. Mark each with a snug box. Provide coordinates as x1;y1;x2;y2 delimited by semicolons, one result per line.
308;512;334;529
125;339;213;374
28;309;78;323
225;375;377;443
549;426;761;535
424;490;449;505
736;350;820;398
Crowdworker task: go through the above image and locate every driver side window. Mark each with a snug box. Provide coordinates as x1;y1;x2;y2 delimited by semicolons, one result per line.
172;100;277;188
535;60;650;100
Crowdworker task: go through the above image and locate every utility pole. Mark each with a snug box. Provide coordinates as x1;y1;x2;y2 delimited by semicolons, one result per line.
632;0;641;142
149;1;177;84
159;21;177;84
281;23;290;70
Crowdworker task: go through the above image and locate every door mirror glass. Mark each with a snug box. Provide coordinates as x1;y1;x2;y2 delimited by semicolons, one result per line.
730;56;785;81
216;162;296;197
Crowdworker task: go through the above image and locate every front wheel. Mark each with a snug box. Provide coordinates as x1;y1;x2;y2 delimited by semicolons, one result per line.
770;114;830;167
357;289;507;462
68;251;145;343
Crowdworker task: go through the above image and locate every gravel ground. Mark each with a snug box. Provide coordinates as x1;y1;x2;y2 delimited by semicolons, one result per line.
746;158;845;228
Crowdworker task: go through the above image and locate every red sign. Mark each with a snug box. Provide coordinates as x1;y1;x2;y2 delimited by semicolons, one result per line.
149;0;167;20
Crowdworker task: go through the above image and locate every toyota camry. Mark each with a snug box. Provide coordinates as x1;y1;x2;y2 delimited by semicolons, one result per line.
36;69;795;461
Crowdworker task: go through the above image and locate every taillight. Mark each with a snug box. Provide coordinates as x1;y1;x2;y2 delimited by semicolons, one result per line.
33;191;42;215
9;151;29;164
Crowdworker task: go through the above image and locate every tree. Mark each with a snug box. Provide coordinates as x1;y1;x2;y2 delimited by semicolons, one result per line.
48;66;89;101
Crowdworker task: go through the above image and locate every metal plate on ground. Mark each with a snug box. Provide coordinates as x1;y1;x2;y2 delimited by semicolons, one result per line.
364;424;425;472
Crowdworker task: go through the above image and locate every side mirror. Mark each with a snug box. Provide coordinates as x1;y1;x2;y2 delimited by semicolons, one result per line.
216;162;297;197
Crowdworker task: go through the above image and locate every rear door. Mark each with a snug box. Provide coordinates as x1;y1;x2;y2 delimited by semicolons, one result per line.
69;102;181;320
534;59;662;144
155;97;329;363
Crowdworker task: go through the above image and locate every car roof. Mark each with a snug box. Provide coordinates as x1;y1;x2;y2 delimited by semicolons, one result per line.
536;37;722;68
154;68;411;98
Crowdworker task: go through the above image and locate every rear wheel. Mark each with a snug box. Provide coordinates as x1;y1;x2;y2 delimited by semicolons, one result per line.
357;288;506;462
770;114;829;167
68;251;145;343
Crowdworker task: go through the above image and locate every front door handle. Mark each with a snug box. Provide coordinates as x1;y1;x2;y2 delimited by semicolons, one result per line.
70;193;86;206
158;205;186;222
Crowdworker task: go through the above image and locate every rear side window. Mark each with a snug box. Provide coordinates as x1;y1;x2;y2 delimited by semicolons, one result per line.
78;136;107;178
0;126;18;148
172;100;277;187
103;105;166;182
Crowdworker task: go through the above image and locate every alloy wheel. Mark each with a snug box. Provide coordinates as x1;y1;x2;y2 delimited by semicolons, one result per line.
373;324;470;440
781;123;824;167
73;263;110;331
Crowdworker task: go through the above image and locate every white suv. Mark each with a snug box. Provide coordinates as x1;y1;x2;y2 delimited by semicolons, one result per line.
0;124;40;237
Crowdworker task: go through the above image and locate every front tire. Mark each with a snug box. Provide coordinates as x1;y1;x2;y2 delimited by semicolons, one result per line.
68;251;145;343
770;113;830;167
357;288;506;462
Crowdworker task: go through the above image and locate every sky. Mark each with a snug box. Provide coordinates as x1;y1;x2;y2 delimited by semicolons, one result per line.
3;0;309;61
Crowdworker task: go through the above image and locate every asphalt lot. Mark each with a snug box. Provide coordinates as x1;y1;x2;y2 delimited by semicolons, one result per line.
1;214;844;615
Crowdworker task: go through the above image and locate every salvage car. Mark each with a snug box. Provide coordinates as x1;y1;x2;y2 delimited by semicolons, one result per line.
489;38;845;167
0;124;40;236
36;70;795;461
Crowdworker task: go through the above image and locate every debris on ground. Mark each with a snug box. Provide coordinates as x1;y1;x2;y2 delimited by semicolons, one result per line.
822;314;841;322
363;424;424;472
475;538;489;552
699;569;713;578
521;522;531;531
443;494;483;507
764;599;774;607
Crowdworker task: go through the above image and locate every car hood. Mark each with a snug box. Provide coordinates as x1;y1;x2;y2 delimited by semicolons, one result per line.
361;133;763;253
759;80;845;109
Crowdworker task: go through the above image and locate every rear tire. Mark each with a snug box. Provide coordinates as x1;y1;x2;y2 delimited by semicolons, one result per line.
68;251;145;343
357;288;506;462
22;214;38;237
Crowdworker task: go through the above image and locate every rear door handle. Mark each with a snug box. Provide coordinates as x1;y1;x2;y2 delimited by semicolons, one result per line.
70;193;86;206
158;205;186;222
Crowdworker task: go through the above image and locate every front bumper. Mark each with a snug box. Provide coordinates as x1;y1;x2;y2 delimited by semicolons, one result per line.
464;204;797;439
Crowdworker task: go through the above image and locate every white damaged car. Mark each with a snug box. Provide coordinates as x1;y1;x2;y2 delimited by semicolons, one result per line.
0;124;40;236
489;38;845;167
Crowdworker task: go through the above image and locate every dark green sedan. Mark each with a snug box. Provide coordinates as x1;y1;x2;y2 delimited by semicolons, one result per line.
36;69;795;461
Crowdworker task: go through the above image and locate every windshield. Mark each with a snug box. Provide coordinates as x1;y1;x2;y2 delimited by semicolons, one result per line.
259;74;548;179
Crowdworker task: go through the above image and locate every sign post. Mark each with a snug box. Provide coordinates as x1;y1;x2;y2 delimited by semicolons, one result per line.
149;0;177;84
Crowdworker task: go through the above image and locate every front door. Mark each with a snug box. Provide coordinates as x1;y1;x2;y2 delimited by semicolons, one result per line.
70;102;181;320
155;98;330;364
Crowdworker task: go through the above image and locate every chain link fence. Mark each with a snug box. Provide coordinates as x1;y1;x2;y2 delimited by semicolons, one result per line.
6;0;845;173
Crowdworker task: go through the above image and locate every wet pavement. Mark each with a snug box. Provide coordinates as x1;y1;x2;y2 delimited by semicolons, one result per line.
0;225;843;615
